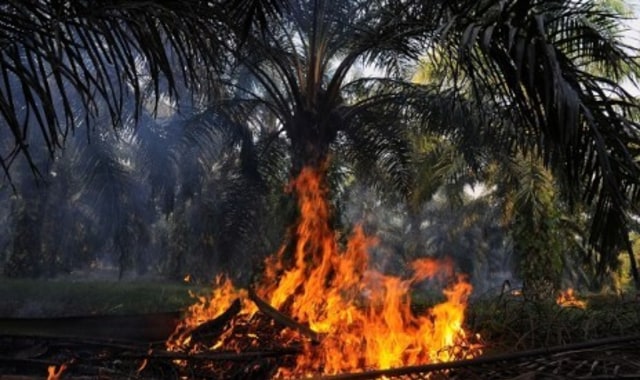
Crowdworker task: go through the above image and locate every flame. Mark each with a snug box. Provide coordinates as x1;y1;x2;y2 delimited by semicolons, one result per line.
47;364;67;380
168;166;481;375
556;288;586;309
167;275;257;351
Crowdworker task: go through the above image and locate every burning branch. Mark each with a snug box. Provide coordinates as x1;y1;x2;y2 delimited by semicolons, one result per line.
248;287;321;344
188;298;242;344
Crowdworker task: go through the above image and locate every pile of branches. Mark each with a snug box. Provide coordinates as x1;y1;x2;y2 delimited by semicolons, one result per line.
0;290;315;379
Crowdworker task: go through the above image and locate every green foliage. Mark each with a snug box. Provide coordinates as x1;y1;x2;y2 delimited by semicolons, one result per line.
507;158;568;298
0;278;203;317
442;0;640;262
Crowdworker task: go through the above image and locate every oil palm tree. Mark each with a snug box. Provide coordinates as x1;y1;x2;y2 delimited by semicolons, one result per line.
1;0;639;276
434;0;640;280
406;0;640;289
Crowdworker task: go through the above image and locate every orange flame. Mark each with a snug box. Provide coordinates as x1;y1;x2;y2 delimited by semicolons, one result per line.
556;288;586;309
167;275;257;351
47;364;67;380
168;166;481;375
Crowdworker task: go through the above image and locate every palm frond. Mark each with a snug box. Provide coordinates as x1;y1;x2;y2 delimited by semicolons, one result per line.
440;0;640;257
0;0;228;178
229;0;288;42
75;132;144;231
339;98;412;199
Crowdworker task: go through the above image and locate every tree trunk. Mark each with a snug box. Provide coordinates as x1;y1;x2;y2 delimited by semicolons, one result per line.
288;109;336;177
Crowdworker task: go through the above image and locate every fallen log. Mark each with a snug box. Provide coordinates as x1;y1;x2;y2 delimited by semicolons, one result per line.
0;356;54;371
1;334;149;351
248;288;320;344
0;357;122;379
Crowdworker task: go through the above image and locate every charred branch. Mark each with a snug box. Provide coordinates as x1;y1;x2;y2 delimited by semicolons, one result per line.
3;333;640;379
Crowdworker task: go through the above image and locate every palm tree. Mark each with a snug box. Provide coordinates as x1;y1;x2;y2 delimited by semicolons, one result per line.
221;0;431;188
441;0;640;265
1;0;639;278
404;0;640;291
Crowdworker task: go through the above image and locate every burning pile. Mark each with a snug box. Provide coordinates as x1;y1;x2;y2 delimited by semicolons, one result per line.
167;167;482;377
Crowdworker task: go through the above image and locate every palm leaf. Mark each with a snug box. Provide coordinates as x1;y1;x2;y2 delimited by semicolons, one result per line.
0;0;230;178
440;0;640;258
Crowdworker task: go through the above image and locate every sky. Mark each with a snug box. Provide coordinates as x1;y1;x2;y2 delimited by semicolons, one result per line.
624;0;640;94
627;0;640;37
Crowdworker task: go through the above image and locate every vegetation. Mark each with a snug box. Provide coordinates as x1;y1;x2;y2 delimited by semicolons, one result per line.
470;291;640;353
2;277;639;359
0;1;639;298
0;278;203;317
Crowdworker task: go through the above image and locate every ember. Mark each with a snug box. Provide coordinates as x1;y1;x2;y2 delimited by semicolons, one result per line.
167;166;482;377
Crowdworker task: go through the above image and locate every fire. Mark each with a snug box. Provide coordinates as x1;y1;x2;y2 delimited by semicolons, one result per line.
167;275;257;350
168;166;481;376
47;364;67;380
556;288;586;309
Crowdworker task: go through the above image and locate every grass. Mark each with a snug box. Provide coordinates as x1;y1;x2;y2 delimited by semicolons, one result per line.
0;278;207;318
467;291;640;354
